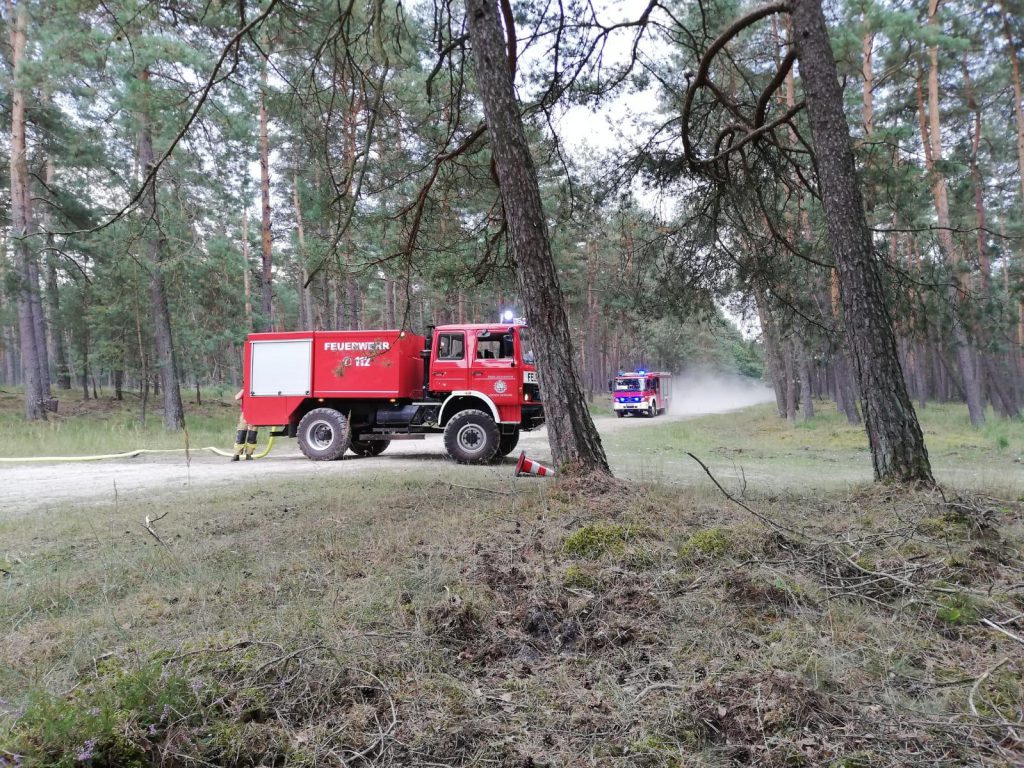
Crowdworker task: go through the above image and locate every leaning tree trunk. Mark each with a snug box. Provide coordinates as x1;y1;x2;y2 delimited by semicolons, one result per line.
139;69;185;431
791;0;933;484
464;0;610;476
7;0;46;420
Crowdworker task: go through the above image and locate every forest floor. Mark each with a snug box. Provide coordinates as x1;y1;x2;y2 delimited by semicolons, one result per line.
2;390;1023;766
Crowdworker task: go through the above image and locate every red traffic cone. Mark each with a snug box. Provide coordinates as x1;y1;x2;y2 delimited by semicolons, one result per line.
515;451;556;477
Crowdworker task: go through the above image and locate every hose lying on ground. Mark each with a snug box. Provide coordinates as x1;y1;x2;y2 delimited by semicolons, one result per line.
0;437;275;463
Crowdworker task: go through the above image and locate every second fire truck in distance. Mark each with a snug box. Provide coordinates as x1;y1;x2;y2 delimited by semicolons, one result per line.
611;370;672;418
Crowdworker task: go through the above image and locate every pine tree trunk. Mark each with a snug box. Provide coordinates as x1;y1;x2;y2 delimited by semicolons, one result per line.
917;5;985;425
28;259;50;395
384;277;396;328
8;0;46;420
1001;8;1024;400
44;155;71;391
464;0;609;476
797;334;815;421
259;65;274;332
791;0;932;484
241;208;254;331
139;69;185;431
784;336;798;424
754;286;788;417
292;175;313;330
964;68;1020;418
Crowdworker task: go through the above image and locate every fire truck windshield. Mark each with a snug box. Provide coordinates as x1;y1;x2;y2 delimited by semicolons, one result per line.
615;377;642;391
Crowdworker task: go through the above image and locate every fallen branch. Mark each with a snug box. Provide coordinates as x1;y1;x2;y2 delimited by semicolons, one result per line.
142;510;172;546
686;452;812;542
981;618;1024;646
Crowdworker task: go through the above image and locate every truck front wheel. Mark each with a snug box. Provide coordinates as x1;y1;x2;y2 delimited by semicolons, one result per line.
297;408;350;461
444;409;500;464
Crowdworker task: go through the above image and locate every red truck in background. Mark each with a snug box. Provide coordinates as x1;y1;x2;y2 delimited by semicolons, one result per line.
611;371;672;418
241;324;544;463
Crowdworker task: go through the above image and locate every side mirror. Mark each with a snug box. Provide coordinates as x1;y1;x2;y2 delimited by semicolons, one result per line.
607;379;614;392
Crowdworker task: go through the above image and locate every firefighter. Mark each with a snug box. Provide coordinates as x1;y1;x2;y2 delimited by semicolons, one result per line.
232;389;259;461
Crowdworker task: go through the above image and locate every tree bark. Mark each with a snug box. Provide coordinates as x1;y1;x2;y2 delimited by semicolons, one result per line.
791;0;932;484
292;175;313;330
139;69;186;431
43;155;71;391
8;0;46;419
963;66;1019;418
241;208;253;331
918;1;985;426
1001;8;1024;390
259;63;274;332
464;0;610;476
754;285;788;418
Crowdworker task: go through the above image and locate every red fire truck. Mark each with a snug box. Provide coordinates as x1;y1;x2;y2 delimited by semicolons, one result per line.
611;370;672;418
241;324;544;463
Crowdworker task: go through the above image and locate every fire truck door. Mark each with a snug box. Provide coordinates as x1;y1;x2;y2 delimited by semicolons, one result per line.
430;330;469;393
470;330;518;406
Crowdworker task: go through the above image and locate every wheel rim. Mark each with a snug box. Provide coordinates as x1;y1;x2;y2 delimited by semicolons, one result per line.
308;420;335;450
456;423;486;454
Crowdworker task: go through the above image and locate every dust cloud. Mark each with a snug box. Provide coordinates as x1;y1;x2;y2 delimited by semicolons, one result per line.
668;369;775;416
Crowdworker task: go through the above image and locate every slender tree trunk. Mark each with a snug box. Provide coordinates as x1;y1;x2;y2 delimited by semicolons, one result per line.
797;334;814;421
465;0;609;475
292;174;313;330
918;3;985;425
384;277;396;328
241;208;254;332
1001;8;1024;394
139;69;185;431
259;64;274;332
791;0;932;484
964;66;1020;418
28;260;50;396
754;285;788;417
43;156;71;391
784;336;798;424
8;0;46;420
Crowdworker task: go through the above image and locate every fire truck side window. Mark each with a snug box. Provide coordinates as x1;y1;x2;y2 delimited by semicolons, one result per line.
475;333;513;359
437;333;465;360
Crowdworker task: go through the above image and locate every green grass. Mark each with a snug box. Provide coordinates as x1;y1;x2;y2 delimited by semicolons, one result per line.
2;396;1023;765
600;400;1024;495
0;387;239;458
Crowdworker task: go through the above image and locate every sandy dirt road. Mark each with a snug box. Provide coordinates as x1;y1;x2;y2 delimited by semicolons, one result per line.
0;411;687;517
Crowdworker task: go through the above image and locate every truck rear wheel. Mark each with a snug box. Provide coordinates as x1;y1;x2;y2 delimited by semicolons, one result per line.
493;428;520;460
444;409;499;464
297;408;350;461
350;437;390;457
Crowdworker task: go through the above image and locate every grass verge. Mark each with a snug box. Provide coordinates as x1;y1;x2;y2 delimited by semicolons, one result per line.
2;467;1022;766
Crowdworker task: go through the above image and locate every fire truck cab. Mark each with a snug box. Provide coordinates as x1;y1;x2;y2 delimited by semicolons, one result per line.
611;371;672;418
242;323;544;464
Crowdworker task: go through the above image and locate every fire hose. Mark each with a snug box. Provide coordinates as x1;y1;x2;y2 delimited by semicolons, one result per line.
0;436;276;463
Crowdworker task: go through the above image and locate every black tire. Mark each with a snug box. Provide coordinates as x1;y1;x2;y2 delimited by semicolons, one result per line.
444;409;500;464
350;437;390;457
297;408;350;461
616;411;625;418
494;428;520;459
648;401;658;418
